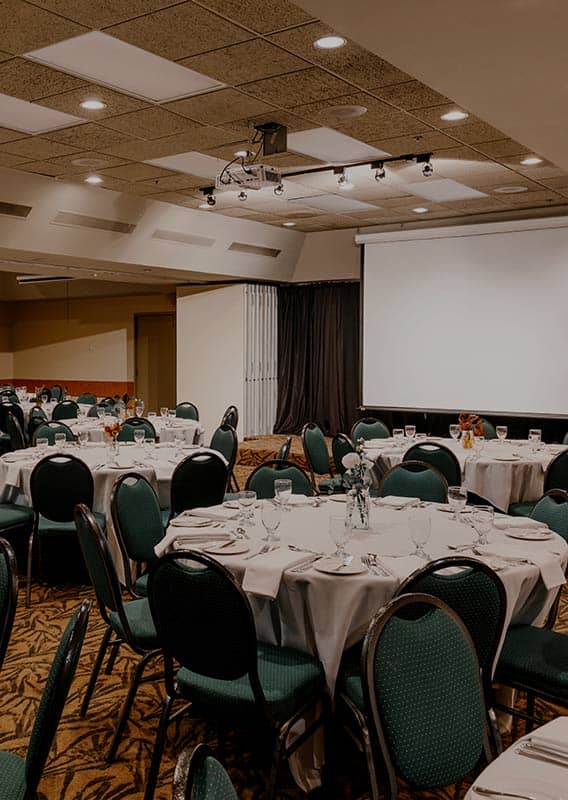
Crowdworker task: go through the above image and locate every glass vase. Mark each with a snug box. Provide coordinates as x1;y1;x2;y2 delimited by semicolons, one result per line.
347;487;371;531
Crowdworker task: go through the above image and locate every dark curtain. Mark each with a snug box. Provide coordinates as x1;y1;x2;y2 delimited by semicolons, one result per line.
274;282;360;436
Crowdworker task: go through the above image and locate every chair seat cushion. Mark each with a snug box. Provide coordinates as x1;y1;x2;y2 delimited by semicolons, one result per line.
109;597;157;650
176;641;325;721
337;642;364;710
38;511;106;535
508;501;536;517
318;476;344;494
0;504;34;531
0;749;26;800
496;625;568;700
134;573;149;597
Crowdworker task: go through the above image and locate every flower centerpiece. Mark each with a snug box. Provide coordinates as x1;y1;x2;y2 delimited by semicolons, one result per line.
104;420;121;462
458;413;483;449
342;439;373;530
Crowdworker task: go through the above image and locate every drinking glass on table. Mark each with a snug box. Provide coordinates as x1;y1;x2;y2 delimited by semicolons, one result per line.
528;428;542;453
274;478;292;512
238;490;257;526
160;407;168;418
41;393;48;405
134;400;145;418
168;410;176;427
393;428;404;448
471;505;494;546
173;433;184;454
449;424;460;442
329;515;352;565
408;509;431;560
148;411;157;420
54;432;66;450
448;485;468;522
96;407;105;421
78;430;89;447
405;425;416;440
496;425;508;444
473;434;485;460
133;429;145;446
36;437;48;454
415;432;427;442
260;502;281;542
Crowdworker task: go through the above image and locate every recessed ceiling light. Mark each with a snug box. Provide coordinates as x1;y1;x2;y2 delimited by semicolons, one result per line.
313;35;347;49
520;156;543;166
85;175;103;184
440;109;469;122
80;99;106;110
494;185;529;194
327;105;367;119
413;207;429;213
283;222;296;227
0;91;84;133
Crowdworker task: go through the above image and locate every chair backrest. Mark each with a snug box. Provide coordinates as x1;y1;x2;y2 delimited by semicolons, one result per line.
245;460;313;498
99;396;116;407
274;436;292;463
111;473;164;566
0;401;24;433
396;557;507;705
480;418;497;439
209;424;238;473
6;411;26;450
117;417;157;442
24;599;90;796
362;593;489;798
0;537;18;672
76;392;97;405
32;421;74;445
30;454;94;522
175;744;237;800
403;442;461;486
52;400;79;420
301;422;331;483
1;391;18;404
531;489;568;541
50;384;63;401
545;450;568;493
170;452;228;516
221;405;238;430
176;402;199;420
88;403;117;418
36;387;52;401
351;417;390;443
148;551;265;702
332;433;355;476
0;384;15;393
27;407;47;442
379;461;449;503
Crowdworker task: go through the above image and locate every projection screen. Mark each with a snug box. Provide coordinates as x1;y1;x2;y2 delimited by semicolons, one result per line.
359;219;568;417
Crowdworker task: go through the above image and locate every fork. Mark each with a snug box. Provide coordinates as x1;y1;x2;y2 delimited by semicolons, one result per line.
472;786;539;800
244;544;279;561
361;555;381;575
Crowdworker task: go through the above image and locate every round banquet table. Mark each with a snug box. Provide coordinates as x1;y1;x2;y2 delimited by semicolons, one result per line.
19;400;94;426
67;416;205;445
160;496;568;791
364;437;568;512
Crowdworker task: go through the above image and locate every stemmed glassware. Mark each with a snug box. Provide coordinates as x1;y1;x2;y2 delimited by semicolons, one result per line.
78;431;89;447
260;502;281;542
448;485;468;522
36;437;48;455
133;429;145;446
238;490;256;526
471;505;494;545
408;510;431;560
54;432;66;450
274;478;292;512
496;425;508;444
329;515;352;567
472;435;485;461
404;425;416;440
528;428;542;453
392;429;404;448
449;424;460;442
134;399;145;418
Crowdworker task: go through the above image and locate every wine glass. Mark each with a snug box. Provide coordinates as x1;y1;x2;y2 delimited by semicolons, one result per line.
168;409;176;427
134;400;145;418
238;490;257;526
54;432;66;450
96;407;105;421
473;435;485;461
41;393;48;405
78;430;89;447
408;510;431;560
260;502;281;542
329;515;352;565
471;505;494;546
528;428;542;453
496;425;507;444
174;433;184;454
405;425;416;440
133;429;145;446
36;437;48;454
393;428;404;448
447;485;468;522
160;407;168;418
449;424;460;442
274;478;292;512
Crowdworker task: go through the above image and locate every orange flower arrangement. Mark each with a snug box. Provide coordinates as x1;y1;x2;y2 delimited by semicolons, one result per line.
104;421;121;441
458;413;484;436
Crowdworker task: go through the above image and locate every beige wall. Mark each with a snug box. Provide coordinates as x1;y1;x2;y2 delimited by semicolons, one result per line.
0;302;13;379
2;293;175;383
292;228;361;282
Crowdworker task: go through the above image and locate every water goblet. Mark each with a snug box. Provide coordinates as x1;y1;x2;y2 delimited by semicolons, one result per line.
274;478;292;512
96;407;105;421
238;490;257;526
133;429;146;447
54;432;66;450
496;425;508;444
447;485;468;523
408;510;431;560
173;433;184;454
329;515;352;566
473;435;485;461
471;505;494;546
260;502;281;542
528;428;542;453
405;425;416;440
449;424;460;442
78;430;89;447
415;432;427;442
160;407;168;418
134;400;145;418
167;410;176;427
36;437;48;454
393;428;404;448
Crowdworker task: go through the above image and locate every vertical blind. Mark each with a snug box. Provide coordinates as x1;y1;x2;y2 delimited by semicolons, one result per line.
243;284;278;437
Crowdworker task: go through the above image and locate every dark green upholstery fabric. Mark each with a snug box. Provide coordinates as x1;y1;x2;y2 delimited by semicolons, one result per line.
109;598;157;650
117;420;156;442
351;420;390;442
176;403;198;420
508;501;536;518
114;477;164;561
210;426;236;466
403;444;461;486
496;625;568;699
319;476;344;494
32;423;74;445
481;419;497;439
0;750;25;800
75;510;121;612
531;495;568;540
0;504;33;531
332;435;354;476
39;510;105;536
564;433;568;445
192;755;238;800
77;393;97;405
380;465;447;503
337;642;364;709
134;573;149;596
52;401;79;421
160;508;170;528
374;609;485;788
303;424;330;475
246;464;312;498
545;451;568;492
177;641;325;721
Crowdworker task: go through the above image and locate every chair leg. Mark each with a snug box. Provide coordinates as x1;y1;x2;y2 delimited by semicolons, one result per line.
81;626;113;717
25;525;36;608
266;730;285;800
525;692;535;734
107;651;157;762
105;641;121;675
143;694;174;800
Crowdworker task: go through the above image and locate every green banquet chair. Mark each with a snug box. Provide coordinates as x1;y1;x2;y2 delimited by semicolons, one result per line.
76;392;97;405
509;449;568;517
175;401;199;420
210;423;239;491
403;441;461;486
332;432;355;476
301;422;343;494
351;417;390;443
274;436;292;463
0;537;18;672
117;417;156;441
32;421;74;445
220;404;238;430
173;744;237;800
245;459;313;499
170;451;228;518
52;399;79;421
378;461;448;503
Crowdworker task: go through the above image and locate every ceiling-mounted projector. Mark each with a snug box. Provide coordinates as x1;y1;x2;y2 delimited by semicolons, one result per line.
215;164;282;192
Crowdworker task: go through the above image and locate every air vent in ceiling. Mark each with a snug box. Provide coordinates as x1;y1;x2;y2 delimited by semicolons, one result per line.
51;210;136;234
151;228;215;248
0;201;32;219
228;242;281;258
16;274;73;285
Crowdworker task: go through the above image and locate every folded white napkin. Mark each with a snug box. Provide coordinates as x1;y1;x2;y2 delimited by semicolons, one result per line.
377;496;420;509
155;527;233;557
476;544;565;590
286;494;315;506
5;462;25;487
494;517;549;531
379;554;424;580
188;506;239;521
530;717;568;754
242;549;307;599
169;512;225;528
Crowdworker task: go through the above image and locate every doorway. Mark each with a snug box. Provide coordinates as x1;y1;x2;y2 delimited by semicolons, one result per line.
135;313;175;412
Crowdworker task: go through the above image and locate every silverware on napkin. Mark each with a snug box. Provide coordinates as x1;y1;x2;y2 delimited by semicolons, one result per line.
244;544;279;561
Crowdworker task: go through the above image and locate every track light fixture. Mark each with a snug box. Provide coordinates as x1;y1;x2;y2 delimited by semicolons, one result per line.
238;190;247;201
274;183;284;196
374;161;386;180
206;194;216;206
200;186;216;206
417;153;433;177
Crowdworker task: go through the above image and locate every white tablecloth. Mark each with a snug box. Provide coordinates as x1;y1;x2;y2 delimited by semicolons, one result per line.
19;401;93;426
68;417;205;445
365;437;568;511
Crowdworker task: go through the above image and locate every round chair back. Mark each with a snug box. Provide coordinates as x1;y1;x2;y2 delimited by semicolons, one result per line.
170;452;228;515
245;460;313;499
52;400;79;421
30;454;94;522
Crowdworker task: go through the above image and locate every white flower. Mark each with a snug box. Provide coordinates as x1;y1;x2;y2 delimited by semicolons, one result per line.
342;452;360;470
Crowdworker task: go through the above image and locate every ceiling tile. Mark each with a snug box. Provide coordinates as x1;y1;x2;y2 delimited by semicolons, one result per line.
0;151;31;166
27;0;180;28
473;139;531;159
37;83;149;119
0;0;87;54
440;196;513;213
192;0;314;33
146;191;201;206
403;178;487;202
106;1;252;61
241;68;355;109
369;131;459;156
449;121;509;145
99;107;200;140
508;163;566;180
0;126;27;143
0;58;85;101
540;176;568;190
17;159;69;176
202;140;322;167
113;180;160;196
98;162;174;182
219;110;314;140
165;88;276;125
44;121;139;149
370;80;451;110
494;188;564;205
102;124;241;160
269;22;411;88
46;150;129;173
140;173;204;191
179;39;309;86
0;51;11;62
65;172;130;192
0;135;81;159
